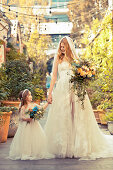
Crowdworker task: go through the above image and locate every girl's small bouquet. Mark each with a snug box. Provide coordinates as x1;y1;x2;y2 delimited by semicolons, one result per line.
70;59;96;108
25;106;44;120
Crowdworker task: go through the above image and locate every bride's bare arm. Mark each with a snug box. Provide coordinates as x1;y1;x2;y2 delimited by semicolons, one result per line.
48;58;58;103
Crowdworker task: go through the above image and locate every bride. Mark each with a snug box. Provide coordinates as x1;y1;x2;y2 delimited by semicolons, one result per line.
44;36;113;160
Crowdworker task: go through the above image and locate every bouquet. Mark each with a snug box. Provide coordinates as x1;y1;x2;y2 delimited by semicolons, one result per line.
25;106;44;120
70;59;96;108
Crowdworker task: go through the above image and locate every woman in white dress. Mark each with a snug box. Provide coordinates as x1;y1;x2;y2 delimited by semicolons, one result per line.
44;36;113;160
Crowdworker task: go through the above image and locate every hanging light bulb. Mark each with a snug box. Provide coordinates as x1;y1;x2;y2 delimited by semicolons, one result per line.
36;15;37;20
39;19;40;24
49;7;51;14
16;12;18;18
56;19;58;24
9;5;11;11
3;12;5;17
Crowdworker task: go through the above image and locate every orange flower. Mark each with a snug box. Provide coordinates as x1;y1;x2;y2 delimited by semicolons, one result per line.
80;71;86;77
92;70;95;75
78;68;82;74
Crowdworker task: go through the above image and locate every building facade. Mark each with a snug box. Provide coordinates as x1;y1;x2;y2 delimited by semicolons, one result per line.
0;10;12;67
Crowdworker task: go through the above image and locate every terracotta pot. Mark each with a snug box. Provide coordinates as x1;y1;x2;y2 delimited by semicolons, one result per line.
1;101;20;108
0;111;12;143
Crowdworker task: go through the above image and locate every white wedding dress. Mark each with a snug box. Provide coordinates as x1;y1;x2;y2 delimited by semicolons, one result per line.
9;103;54;160
45;61;113;160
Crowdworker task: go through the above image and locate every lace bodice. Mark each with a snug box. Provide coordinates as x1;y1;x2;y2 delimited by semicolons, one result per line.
58;61;72;78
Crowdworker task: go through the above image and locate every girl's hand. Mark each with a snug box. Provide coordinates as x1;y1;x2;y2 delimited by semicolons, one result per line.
47;93;52;104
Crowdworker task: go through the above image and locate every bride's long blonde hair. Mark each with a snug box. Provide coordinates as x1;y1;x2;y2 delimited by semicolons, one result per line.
57;37;74;63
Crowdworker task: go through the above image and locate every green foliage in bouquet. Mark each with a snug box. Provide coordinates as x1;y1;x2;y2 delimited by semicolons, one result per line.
70;59;95;108
32;108;44;120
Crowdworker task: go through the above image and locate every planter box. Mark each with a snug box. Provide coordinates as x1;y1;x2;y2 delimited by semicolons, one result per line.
93;109;107;124
99;111;107;125
0;111;12;143
1;101;20;108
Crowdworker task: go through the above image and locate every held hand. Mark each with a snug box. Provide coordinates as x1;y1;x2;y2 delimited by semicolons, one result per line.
47;93;52;104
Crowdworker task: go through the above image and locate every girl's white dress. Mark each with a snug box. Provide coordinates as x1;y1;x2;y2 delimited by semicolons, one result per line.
44;61;113;160
9;103;53;160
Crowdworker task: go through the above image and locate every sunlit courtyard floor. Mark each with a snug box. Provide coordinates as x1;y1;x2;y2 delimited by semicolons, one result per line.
0;106;113;170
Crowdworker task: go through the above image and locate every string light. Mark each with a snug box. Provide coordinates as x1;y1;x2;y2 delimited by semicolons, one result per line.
8;5;10;11
0;1;107;42
16;12;18;18
0;3;107;22
56;19;58;24
0;1;82;9
36;15;37;20
49;7;51;14
3;12;5;17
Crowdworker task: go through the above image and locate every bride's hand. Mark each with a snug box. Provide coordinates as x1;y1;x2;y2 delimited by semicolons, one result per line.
47;93;52;104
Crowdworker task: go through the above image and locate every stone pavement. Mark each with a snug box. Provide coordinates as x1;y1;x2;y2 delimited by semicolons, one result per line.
0;106;113;170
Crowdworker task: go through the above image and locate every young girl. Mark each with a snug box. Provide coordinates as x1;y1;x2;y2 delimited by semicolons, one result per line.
9;89;54;160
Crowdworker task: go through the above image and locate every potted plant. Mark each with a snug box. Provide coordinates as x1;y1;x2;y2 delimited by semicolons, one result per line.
0;106;17;142
105;109;113;135
34;88;45;105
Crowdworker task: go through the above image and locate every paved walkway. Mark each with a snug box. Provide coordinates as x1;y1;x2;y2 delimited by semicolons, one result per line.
0;106;113;170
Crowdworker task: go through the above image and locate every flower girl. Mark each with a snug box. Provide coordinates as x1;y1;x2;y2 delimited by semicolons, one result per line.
9;89;53;160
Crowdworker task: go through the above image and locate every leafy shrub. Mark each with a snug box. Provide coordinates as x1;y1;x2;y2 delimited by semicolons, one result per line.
4;60;34;100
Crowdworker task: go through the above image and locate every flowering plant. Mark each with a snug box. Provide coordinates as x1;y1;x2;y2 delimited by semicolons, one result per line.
25;106;44;120
70;59;96;108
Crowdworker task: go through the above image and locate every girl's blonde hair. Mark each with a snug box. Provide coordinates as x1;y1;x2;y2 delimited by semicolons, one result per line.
57;37;74;63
